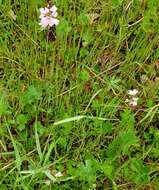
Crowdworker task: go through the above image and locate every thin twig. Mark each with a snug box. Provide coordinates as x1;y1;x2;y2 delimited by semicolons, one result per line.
128;17;144;28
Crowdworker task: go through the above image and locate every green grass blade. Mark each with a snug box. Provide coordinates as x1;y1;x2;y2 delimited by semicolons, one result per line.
43;140;56;165
7;126;22;171
34;119;43;163
53;115;119;126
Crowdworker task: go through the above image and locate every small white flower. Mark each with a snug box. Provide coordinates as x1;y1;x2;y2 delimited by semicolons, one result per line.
45;179;51;186
39;5;59;29
140;75;148;83
125;98;129;103
129;97;138;107
128;89;139;96
9;9;17;20
55;171;63;177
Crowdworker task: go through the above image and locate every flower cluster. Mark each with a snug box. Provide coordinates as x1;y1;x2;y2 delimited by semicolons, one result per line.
39;5;59;29
126;89;139;107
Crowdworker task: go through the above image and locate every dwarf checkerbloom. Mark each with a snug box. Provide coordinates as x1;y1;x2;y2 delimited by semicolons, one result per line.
39;5;59;29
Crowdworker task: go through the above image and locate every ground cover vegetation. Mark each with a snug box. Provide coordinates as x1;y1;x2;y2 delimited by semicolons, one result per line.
1;0;159;189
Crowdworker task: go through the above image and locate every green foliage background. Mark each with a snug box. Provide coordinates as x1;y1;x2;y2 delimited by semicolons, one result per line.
1;0;159;189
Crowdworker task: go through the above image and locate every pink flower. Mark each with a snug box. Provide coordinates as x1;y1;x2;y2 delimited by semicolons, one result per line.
40;7;49;15
39;5;59;29
50;5;58;17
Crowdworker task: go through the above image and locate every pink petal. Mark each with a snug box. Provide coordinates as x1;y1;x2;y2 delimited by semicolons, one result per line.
50;5;58;17
51;12;58;17
50;5;57;13
39;14;45;19
40;17;49;28
40;8;45;14
48;18;59;26
40;7;49;15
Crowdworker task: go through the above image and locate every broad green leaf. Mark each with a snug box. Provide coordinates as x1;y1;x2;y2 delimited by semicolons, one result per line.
120;110;135;128
101;162;114;180
16;114;28;131
56;18;72;38
20;85;42;106
111;0;123;7
123;159;150;185
107;128;139;160
78;13;89;26
76;159;99;183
